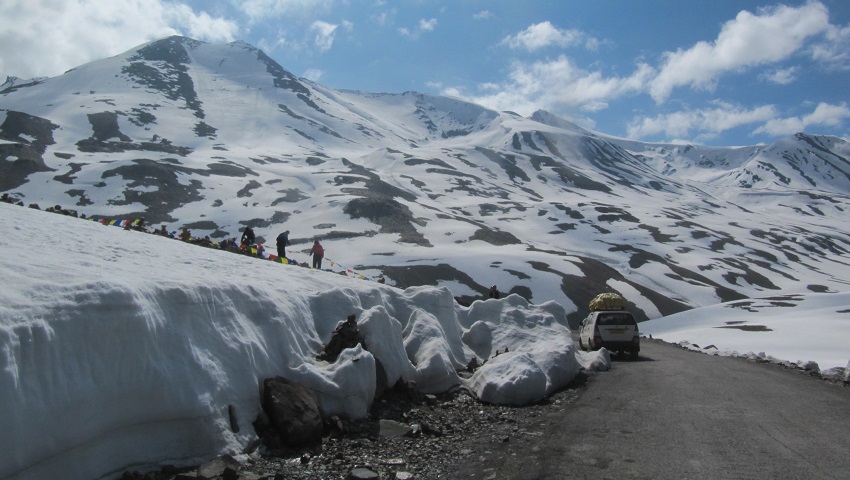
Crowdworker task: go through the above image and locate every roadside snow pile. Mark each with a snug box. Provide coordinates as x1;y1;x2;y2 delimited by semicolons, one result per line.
576;348;611;372
642;294;850;377
0;203;590;480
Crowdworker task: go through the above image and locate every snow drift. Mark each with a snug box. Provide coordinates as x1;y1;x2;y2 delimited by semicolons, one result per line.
0;203;583;480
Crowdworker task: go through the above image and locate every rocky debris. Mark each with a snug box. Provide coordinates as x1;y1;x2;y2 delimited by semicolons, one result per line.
798;360;820;374
124;372;588;480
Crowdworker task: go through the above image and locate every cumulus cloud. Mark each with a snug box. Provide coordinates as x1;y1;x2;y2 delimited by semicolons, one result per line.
419;18;437;32
501;21;598;51
627;102;776;140
0;0;238;80
759;67;798;85
310;20;338;52
753;102;850;136
444;55;653;117
649;2;830;103
810;23;850;69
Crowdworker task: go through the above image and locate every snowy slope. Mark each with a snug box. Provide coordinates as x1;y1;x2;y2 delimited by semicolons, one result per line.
2;35;850;329
642;294;850;372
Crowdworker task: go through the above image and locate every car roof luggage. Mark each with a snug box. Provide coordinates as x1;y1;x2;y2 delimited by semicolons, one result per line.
589;292;626;311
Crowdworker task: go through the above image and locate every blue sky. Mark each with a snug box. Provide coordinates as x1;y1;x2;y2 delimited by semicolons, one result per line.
1;0;848;146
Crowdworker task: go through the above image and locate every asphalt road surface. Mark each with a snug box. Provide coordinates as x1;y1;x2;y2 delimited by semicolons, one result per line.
450;338;850;480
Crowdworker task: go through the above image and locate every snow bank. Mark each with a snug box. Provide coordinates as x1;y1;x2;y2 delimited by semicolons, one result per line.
0;204;582;480
577;348;612;372
641;293;850;371
462;295;580;404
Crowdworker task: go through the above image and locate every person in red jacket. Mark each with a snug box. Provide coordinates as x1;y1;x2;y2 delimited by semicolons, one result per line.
310;239;325;269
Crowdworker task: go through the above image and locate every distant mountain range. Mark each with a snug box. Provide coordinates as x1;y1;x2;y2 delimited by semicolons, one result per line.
3;35;849;327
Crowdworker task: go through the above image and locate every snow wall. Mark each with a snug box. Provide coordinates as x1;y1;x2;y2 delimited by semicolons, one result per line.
0;203;584;480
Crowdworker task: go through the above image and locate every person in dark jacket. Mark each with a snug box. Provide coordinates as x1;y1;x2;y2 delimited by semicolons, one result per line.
241;226;255;248
489;285;501;299
310;239;325;269
276;230;290;260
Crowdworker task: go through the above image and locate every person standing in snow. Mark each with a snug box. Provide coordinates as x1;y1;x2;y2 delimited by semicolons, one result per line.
276;230;290;260
241;226;255;249
310;239;325;269
489;285;501;299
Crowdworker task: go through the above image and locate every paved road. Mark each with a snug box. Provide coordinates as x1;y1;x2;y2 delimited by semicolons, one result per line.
450;339;850;480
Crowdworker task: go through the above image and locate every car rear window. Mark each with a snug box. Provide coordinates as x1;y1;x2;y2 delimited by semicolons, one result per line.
597;312;636;326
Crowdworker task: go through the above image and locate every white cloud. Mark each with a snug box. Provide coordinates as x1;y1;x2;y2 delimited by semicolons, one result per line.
760;67;798;85
753;102;850;136
500;21;598;51
399;17;437;38
302;68;324;82
444;55;653;117
310;20;338;52
627;102;776;140
419;18;437;32
164;4;240;42
649;2;830;103
811;23;850;70
256;34;293;55
473;10;492;20
0;0;238;80
372;9;393;26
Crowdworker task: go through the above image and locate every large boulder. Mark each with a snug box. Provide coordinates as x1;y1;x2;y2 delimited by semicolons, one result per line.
261;376;323;447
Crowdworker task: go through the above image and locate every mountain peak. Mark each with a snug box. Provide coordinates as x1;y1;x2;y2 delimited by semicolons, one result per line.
0;76;47;94
530;110;594;136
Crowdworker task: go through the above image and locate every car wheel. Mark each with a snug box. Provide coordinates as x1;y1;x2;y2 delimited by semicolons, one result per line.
630;349;639;360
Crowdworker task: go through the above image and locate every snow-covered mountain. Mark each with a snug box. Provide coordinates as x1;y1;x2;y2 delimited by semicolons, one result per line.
3;36;850;326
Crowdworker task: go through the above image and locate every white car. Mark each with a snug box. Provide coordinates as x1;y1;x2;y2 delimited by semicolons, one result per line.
578;309;640;359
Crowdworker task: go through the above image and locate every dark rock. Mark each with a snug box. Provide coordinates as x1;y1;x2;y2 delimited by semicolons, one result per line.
222;467;239;480
261;376;323;447
348;467;380;479
379;419;412;439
